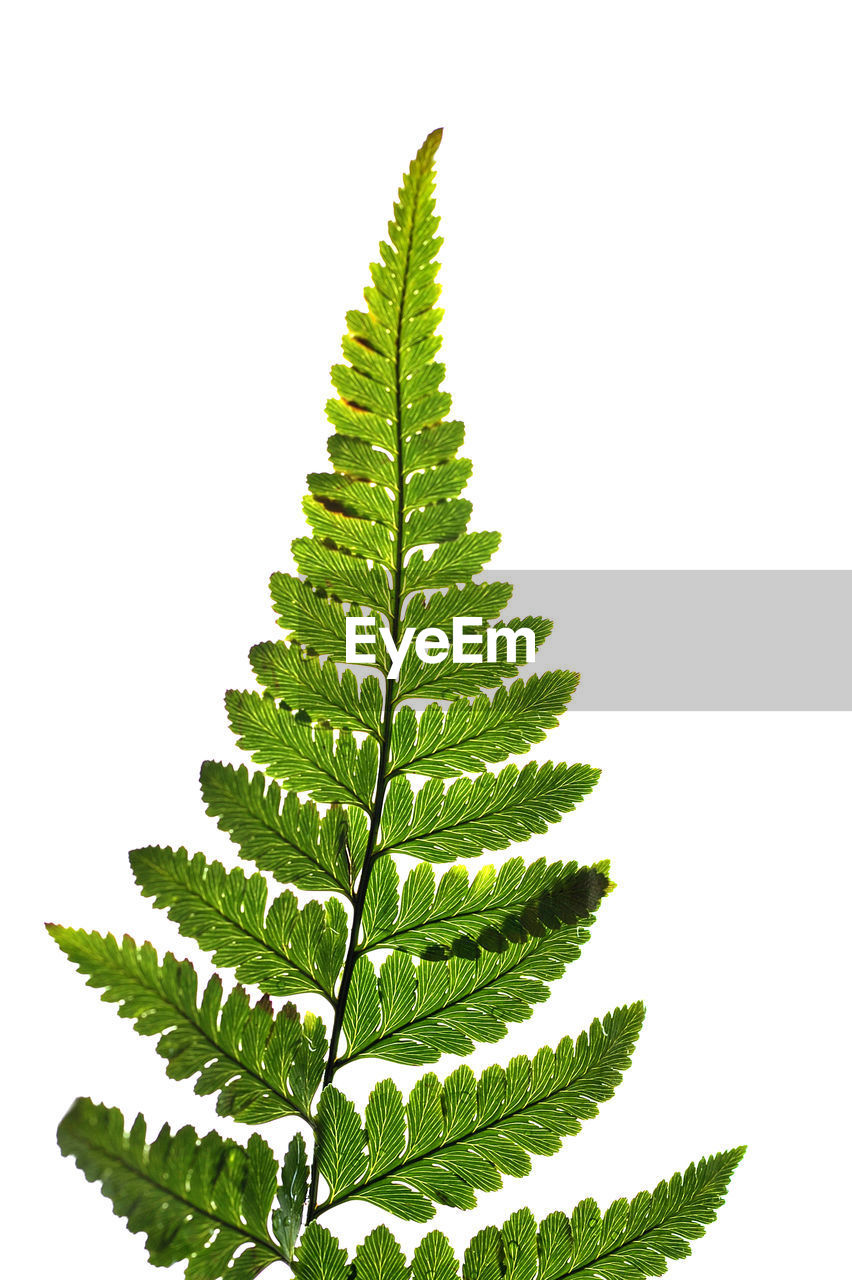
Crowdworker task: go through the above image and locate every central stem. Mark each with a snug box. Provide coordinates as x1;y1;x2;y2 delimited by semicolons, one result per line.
303;506;404;1228
305;184;418;1224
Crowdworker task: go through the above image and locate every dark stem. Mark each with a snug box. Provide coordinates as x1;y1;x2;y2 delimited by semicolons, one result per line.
304;180;420;1224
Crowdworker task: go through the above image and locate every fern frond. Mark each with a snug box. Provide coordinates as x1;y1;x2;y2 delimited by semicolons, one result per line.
389;674;580;778
292;538;394;617
49;926;326;1123
304;495;397;567
413;1231;461;1280
53;131;742;1277
361;857;610;959
376;762;600;863
130;846;346;1002
402;419;465;471
308;465;396;526
404;498;473;551
336;931;607;1067
356;1225;410;1280
401;582;513;632
316;1005;644;1221
266;579;530;690
58;1099;284;1278
226;690;379;808
297;127;503;616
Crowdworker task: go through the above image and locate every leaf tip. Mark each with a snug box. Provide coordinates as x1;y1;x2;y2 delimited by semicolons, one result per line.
416;128;444;171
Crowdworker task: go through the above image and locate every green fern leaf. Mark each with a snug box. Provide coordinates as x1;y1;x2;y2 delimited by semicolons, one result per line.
57;1099;283;1278
303;495;397;567
199;760;365;895
48;926;325;1122
130;846;346;1002
307;464;395;526
292;538;394;616
498;1209;539;1280
401;581;513;635
361;856;610;959
462;1148;746;1278
403;497;473;550
268;572;352;660
413;1231;461;1280
402;420;465;472
248;640;385;734
296;1221;351;1280
316;1004;644;1221
226;690;379;807
272;1133;310;1260
389;673;580;778
342;1151;744;1280
264;580;521;685
404;454;471;504
377;762;600;863
356;1225;409;1280
317;1086;369;1199
402;533;502;596
337;929;600;1067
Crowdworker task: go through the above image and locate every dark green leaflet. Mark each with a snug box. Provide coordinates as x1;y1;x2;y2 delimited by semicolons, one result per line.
49;927;326;1122
376;762;601;863
338;928;601;1067
200;760;362;895
360;856;611;959
316;1005;644;1221
58;1100;284;1279
289;1150;745;1280
131;846;347;1003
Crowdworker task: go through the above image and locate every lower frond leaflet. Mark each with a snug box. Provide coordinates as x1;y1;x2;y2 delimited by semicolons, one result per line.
316;1005;645;1222
295;1149;744;1280
49;926;326;1123
58;1099;285;1280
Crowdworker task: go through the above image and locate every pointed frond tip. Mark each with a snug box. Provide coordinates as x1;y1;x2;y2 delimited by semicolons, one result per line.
415;128;444;171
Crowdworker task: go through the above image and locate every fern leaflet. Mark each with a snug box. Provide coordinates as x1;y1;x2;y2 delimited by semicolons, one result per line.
58;1099;284;1278
360;856;611;959
131;846;347;1002
316;1005;644;1222
48;926;325;1122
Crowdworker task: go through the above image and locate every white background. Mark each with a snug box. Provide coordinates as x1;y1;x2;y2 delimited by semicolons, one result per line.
2;3;850;1277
